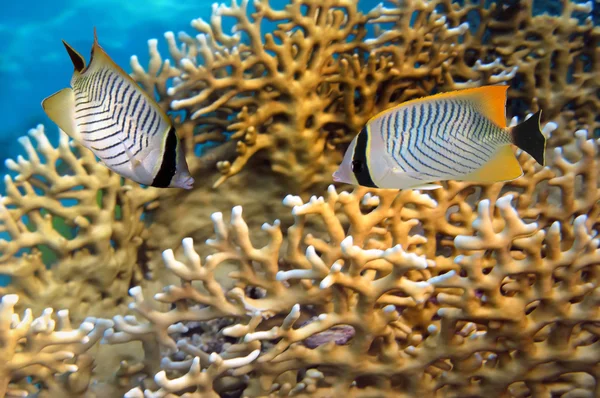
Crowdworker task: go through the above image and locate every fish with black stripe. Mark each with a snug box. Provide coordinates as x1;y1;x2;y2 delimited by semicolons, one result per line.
333;85;546;190
41;29;194;189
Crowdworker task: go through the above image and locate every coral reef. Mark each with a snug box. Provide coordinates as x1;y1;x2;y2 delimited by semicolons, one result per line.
0;0;599;396
0;294;112;397
110;144;600;396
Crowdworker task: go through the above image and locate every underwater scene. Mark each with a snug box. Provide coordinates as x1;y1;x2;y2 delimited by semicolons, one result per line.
0;0;599;396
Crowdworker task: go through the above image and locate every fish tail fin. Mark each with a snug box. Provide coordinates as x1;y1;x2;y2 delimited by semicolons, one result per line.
62;40;86;73
510;110;545;166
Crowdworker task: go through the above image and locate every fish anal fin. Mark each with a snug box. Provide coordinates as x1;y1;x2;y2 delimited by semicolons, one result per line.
368;85;508;128
120;140;142;167
461;145;523;183
41;88;81;141
388;169;442;190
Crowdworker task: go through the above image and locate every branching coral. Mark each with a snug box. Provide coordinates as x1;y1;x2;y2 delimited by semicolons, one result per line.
105;174;599;396
94;108;600;397
105;124;600;396
0;124;598;396
107;186;438;397
0;294;113;397
2;122;596;396
0;125;161;321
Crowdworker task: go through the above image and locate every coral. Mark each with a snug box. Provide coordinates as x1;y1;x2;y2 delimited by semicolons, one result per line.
108;174;599;397
100;120;600;396
0;125;161;321
107;188;438;397
0;294;112;397
1;121;599;396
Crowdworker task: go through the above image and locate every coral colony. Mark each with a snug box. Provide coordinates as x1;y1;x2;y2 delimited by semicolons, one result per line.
0;0;599;397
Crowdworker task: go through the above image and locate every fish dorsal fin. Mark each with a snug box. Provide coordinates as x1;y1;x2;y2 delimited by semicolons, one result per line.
87;27;172;124
368;85;509;128
41;88;82;141
62;41;86;73
88;27;124;73
459;145;522;183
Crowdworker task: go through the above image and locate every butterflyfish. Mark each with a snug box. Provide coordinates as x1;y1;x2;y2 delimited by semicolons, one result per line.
41;29;194;189
332;85;546;190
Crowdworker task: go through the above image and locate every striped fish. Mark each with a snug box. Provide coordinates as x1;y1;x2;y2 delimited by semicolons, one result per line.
332;85;546;190
41;29;194;189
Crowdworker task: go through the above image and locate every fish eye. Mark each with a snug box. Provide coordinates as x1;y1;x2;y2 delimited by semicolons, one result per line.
351;160;363;172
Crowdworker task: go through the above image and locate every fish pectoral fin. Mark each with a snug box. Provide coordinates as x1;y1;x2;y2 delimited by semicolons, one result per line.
41;88;81;141
409;183;442;190
118;139;141;167
388;169;442;190
461;145;523;182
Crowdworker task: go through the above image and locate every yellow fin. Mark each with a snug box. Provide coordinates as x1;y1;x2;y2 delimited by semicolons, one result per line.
41;88;81;141
368;85;509;128
460;145;522;182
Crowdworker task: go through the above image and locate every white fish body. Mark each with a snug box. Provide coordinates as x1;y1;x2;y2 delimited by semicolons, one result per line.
42;29;194;189
333;85;545;190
